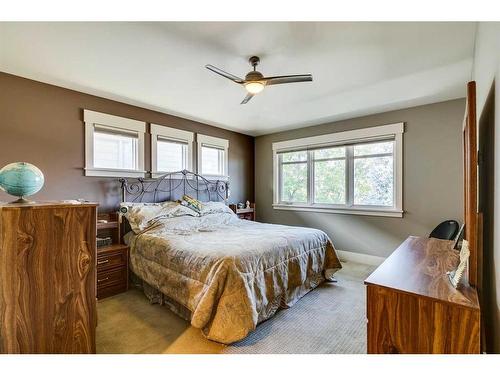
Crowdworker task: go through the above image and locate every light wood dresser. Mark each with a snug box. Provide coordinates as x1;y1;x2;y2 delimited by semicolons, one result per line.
365;236;480;354
0;201;97;353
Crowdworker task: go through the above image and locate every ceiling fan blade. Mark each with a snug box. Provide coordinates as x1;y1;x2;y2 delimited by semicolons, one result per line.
205;64;244;84
263;74;313;86
240;93;254;105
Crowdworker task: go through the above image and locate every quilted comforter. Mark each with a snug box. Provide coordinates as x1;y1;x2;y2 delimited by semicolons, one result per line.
126;211;342;344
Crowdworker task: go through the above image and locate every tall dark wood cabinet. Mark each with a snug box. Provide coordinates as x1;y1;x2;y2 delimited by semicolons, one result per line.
0;202;97;353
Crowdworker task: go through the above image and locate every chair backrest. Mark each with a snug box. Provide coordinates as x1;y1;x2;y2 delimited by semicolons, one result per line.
429;220;460;240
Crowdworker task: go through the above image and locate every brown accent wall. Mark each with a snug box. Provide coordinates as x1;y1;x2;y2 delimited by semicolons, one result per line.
0;72;254;211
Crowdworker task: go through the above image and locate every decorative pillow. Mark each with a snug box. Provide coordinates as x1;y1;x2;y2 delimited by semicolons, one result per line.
120;203;163;233
181;194;203;214
120;201;177;233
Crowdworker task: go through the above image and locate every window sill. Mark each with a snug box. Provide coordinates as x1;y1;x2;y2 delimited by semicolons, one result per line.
272;204;404;218
151;171;195;179
84;168;146;178
200;174;229;182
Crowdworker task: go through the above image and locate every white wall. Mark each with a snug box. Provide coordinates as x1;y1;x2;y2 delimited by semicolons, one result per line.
474;23;500;112
473;21;500;353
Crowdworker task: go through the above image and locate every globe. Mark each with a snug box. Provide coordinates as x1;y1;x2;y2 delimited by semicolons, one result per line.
0;162;45;201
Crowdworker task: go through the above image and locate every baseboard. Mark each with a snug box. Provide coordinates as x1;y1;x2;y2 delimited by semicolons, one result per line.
336;249;386;266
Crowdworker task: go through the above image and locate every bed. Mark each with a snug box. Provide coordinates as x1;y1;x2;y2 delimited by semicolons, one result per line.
119;170;342;344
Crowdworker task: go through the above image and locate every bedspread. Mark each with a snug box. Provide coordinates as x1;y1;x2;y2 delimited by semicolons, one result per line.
127;212;342;344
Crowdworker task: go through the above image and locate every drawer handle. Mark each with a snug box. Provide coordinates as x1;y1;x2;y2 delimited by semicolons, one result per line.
98;259;110;265
98;277;109;283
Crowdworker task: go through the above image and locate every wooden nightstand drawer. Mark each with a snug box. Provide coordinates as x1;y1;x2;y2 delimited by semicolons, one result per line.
97;267;128;299
97;267;127;287
97;247;127;271
96;243;129;299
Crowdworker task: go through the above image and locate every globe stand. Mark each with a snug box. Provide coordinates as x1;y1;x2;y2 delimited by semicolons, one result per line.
11;197;32;204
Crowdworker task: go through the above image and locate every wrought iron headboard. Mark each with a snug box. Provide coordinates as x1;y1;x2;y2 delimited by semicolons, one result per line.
119;170;230;204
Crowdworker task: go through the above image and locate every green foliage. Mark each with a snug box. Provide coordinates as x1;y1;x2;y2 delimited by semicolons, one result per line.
280;142;394;207
314;160;345;204
354;141;393;156
354;156;393;206
282;163;307;202
314;147;345;159
282;151;307;162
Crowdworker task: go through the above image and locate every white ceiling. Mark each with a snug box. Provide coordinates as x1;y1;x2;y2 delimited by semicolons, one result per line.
0;22;476;136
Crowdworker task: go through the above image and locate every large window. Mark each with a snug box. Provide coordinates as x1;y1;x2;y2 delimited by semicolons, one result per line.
93;127;138;170
313;146;346;205
353;141;394;206
197;134;229;179
151;124;194;177
273;123;404;217
84;110;146;177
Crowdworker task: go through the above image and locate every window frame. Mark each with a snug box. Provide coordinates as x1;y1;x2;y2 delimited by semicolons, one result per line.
197;134;229;180
272;123;404;217
150;124;194;178
84;109;146;178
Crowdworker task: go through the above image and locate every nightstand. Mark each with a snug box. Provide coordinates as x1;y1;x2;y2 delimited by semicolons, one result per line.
229;203;256;221
96;213;129;299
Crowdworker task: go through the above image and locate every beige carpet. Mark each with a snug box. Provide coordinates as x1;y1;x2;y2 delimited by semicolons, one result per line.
97;261;375;354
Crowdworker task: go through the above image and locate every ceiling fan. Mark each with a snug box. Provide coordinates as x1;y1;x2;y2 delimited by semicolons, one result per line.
205;56;313;104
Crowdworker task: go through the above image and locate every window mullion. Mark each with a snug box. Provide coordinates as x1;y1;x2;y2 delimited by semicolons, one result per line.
393;139;398;209
347;145;354;207
278;154;283;203
308;150;314;205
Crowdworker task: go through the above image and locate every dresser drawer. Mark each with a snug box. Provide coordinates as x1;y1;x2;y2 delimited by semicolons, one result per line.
97;267;127;287
97;266;128;299
97;248;127;271
97;266;127;287
96;245;128;299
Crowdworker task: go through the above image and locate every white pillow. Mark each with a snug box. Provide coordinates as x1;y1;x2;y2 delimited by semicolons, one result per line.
146;204;201;226
200;201;235;216
169;204;201;218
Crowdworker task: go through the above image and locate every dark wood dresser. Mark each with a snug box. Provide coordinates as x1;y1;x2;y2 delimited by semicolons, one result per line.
96;213;128;299
97;244;129;299
0;201;97;353
365;236;480;354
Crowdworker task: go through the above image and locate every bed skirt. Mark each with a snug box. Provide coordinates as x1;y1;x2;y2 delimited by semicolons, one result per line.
130;269;328;339
130;272;193;321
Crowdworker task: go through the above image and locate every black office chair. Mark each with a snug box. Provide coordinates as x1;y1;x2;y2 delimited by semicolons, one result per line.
429;220;460;240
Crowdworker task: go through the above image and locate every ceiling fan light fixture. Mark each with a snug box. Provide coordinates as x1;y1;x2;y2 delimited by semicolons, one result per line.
245;81;264;94
206;56;312;104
